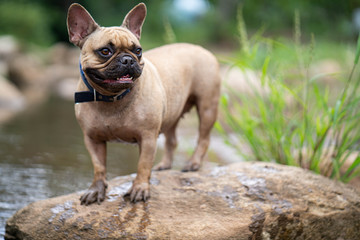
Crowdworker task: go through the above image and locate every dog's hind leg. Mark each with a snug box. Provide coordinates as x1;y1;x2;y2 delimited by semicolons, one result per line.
182;94;219;172
153;121;179;171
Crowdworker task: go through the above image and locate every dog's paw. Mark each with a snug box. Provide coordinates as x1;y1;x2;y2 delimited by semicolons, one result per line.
182;161;201;172
153;162;171;171
80;180;107;206
125;182;150;202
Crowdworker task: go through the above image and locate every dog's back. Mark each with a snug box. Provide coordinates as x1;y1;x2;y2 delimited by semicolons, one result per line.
144;43;221;126
144;43;220;89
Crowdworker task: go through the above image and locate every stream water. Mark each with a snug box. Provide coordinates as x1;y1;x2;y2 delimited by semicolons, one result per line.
0;96;235;237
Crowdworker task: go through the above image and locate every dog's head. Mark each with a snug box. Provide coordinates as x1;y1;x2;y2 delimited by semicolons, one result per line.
67;3;146;94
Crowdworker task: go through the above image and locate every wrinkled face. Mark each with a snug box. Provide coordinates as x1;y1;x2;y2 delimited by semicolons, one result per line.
81;27;144;94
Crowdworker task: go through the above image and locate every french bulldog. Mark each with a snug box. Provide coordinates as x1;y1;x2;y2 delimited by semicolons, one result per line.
67;2;221;204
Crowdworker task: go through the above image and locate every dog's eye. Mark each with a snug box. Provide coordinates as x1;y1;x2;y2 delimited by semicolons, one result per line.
134;48;142;57
99;48;112;57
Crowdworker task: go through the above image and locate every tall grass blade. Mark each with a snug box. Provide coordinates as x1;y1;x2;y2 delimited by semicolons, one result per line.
354;32;360;65
237;5;250;55
342;155;360;182
163;18;176;44
261;56;270;86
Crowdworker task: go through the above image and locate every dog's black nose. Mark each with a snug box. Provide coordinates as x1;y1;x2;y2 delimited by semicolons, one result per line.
121;55;135;67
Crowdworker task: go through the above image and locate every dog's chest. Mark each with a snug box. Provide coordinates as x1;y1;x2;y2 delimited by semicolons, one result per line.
75;103;138;143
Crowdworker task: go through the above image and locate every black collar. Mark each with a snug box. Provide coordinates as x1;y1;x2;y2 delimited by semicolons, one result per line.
74;63;131;103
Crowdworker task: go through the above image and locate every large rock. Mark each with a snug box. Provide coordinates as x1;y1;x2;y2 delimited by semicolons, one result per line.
5;162;360;240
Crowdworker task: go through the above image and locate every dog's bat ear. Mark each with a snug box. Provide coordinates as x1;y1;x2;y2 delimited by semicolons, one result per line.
67;3;99;48
122;3;147;40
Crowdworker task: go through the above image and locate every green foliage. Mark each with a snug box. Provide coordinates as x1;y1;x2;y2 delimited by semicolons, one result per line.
0;1;56;46
241;0;355;41
217;11;360;182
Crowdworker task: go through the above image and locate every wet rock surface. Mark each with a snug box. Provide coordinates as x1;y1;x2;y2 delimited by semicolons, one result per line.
5;162;360;240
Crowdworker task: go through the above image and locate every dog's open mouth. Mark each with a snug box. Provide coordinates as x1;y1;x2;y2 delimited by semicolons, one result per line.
103;74;133;84
84;68;141;93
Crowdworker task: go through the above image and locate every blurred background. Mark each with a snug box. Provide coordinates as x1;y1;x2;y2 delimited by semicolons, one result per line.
1;0;360;237
0;0;359;47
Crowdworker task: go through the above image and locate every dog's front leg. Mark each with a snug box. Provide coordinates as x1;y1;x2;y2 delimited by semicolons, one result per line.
127;134;157;202
80;135;107;205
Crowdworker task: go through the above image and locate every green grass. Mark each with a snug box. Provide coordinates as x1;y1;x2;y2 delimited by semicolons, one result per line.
216;10;360;183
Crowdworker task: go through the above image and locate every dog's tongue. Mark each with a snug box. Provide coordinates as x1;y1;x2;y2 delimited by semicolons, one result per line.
103;74;133;84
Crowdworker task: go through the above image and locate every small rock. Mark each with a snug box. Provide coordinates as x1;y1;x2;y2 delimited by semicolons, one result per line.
0;36;20;76
0;36;20;58
309;59;342;84
0;75;25;110
220;66;270;96
53;77;78;101
8;53;46;89
48;42;79;66
0;75;25;123
45;64;78;82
